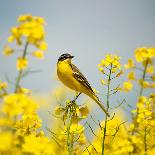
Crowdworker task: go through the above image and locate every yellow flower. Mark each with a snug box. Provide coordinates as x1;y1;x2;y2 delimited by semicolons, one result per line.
146;65;154;74
135;47;147;62
151;75;155;81
0;82;8;90
69;124;84;134
111;67;117;73
135;47;155;62
54;107;65;115
116;70;124;77
127;72;136;80
3;45;14;56
38;41;47;51
100;54;121;69
147;47;155;57
16;57;28;70
138;79;150;88
150;83;155;88
22;134;53;154
18;14;33;22
79;106;89;117
19;113;42;132
131;136;143;144
32;50;44;59
123;81;133;92
100;79;106;85
0;132;13;151
124;59;135;69
2;93;38;117
131;109;137;114
98;67;104;73
129;123;135;131
8;14;47;49
17;87;31;94
138;96;147;103
36;16;46;24
7;36;14;42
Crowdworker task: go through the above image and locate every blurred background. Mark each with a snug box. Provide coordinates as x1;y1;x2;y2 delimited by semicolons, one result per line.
0;0;155;127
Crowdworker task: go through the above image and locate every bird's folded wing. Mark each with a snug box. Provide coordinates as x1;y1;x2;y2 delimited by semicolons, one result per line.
70;64;95;94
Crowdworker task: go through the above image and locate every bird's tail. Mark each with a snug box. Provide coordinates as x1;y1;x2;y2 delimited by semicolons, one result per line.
91;94;110;117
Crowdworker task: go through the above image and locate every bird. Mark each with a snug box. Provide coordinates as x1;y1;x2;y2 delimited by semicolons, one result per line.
57;53;110;117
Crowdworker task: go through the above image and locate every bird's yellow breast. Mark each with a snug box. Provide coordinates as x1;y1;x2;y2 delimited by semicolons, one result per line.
57;60;81;91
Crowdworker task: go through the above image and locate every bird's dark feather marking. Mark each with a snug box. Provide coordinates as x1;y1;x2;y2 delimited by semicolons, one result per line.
70;64;95;94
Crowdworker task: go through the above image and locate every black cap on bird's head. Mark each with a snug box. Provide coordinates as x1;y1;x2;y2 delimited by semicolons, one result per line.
58;53;74;61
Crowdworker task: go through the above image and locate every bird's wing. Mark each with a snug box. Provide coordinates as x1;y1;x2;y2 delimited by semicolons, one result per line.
70;64;95;94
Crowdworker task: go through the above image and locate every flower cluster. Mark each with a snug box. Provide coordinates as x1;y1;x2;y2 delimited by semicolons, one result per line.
55;100;89;123
84;116;133;155
123;47;155;93
0;81;8;98
3;14;47;72
98;54;121;73
135;47;155;62
53;98;89;154
8;14;47;50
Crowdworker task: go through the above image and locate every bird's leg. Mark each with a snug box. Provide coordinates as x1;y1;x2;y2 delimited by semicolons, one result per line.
72;92;82;103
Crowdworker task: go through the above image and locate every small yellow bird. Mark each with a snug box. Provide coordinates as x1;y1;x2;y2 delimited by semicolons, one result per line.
57;53;110;117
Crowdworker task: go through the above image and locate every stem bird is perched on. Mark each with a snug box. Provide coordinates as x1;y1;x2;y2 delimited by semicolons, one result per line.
57;53;110;117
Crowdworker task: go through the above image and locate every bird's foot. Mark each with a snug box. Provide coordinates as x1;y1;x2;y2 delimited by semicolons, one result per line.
72;92;81;102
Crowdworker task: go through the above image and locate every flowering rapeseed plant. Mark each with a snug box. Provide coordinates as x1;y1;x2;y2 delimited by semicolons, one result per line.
0;14;155;155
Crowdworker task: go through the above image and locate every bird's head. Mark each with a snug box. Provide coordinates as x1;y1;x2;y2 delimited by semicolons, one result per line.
58;53;74;63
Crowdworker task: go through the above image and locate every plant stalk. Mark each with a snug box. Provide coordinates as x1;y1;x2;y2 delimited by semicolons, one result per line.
102;64;112;155
14;42;28;92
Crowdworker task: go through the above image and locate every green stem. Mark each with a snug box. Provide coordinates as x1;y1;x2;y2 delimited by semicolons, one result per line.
67;108;73;155
102;64;112;155
130;59;149;155
133;59;149;131
14;42;29;92
139;59;149;96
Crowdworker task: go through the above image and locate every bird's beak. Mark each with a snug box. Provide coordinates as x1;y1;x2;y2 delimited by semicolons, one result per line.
70;55;74;59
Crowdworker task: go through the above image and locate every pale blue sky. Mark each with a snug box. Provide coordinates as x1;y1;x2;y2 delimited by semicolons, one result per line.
0;0;155;119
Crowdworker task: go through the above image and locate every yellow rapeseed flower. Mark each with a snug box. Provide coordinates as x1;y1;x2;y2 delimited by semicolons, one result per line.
22;134;53;154
79;106;89;118
123;81;133;92
151;75;155;81
124;59;135;69
146;65;154;74
100;79;106;85
127;72;136;80
3;45;14;56
138;79;150;88
147;47;155;56
8;14;47;52
99;54;121;69
17;113;42;133
0;82;8;90
69;124;84;134
98;67;104;73
2;93;38;117
7;35;15;43
38;41;47;51
0;132;13;151
54;107;65;115
17;87;31;94
116;70;124;77
135;47;155;62
16;57;28;70
32;50;44;59
150;83;155;88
